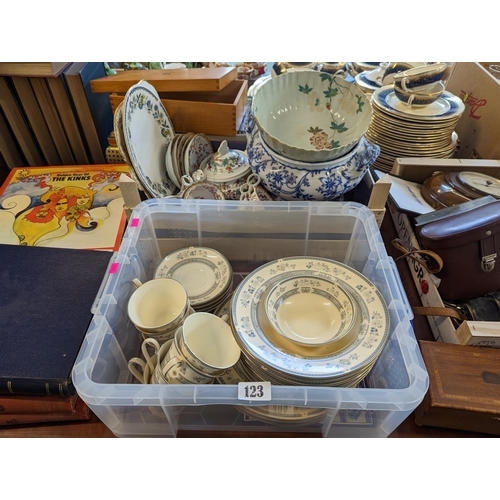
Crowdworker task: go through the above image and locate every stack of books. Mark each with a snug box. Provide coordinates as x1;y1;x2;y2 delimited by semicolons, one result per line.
0;163;129;427
0;62;114;170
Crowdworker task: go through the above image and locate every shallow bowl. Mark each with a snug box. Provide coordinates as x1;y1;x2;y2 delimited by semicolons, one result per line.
252;70;372;162
246;123;380;201
265;275;356;346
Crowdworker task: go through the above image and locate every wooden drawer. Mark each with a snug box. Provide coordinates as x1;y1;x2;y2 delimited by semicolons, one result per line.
110;79;248;137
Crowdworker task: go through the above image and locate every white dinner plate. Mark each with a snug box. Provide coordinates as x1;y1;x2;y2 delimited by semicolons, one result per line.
123;80;177;198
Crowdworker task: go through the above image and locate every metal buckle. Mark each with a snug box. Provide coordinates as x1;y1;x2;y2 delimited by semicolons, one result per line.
481;253;497;272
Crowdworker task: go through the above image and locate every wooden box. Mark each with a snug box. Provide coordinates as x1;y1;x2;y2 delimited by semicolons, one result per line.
108;79;247;137
91;67;248;137
415;340;500;435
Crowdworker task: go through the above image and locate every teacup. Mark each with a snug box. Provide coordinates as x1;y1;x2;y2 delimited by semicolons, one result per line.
127;277;189;335
381;62;427;86
393;80;445;107
393;62;447;91
140;306;195;345
154;330;216;384
175;312;240;376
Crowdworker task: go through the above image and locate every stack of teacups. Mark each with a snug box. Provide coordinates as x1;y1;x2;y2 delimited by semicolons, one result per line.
128;311;241;386
392;63;447;107
151;312;241;384
127;277;194;345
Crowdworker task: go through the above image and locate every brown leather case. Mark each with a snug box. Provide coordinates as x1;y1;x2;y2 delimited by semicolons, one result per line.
418;200;500;300
415;340;500;435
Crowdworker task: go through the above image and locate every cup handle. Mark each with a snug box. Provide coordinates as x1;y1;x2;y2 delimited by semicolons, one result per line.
402;77;410;92
220;314;229;323
128;357;147;384
132;278;143;289
142;338;161;373
407;94;415;107
161;356;182;379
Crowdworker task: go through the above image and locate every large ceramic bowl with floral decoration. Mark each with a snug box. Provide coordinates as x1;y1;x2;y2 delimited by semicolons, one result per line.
252;70;372;162
246;123;380;201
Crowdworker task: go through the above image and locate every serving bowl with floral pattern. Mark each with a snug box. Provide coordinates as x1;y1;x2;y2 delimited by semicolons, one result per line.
246;123;380;201
252;70;372;163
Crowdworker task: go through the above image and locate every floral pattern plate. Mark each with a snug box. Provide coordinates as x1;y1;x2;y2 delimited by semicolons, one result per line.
231;256;390;379
183;133;214;178
113;100;148;195
154;246;233;306
123;80;177;198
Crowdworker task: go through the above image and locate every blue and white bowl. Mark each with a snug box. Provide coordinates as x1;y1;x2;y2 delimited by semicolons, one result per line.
246;124;380;201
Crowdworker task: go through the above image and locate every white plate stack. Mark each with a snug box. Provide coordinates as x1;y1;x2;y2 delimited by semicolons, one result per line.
366;85;465;172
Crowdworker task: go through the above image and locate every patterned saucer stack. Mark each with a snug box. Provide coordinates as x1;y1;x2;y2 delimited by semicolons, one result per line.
154;246;233;313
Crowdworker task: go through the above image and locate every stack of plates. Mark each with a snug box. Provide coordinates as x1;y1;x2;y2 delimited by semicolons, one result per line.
166;133;214;190
221;256;390;388
366;85;465;172
154;246;233;313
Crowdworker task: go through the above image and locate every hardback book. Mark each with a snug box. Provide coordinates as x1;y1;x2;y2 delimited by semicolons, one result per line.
46;76;90;164
29;77;75;165
0;243;113;396
0;62;70;78
0;164;129;251
0;397;91;425
62;62;114;164
0;392;78;414
0;76;45;166
11;77;62;165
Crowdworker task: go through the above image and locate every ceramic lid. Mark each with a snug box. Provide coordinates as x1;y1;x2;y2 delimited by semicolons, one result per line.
203;140;251;182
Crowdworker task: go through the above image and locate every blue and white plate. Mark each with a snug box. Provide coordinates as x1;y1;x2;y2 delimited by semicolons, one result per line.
372;85;465;121
123;80;177;198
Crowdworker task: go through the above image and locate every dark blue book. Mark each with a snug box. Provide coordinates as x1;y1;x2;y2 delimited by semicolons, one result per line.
62;62;113;164
0;244;112;396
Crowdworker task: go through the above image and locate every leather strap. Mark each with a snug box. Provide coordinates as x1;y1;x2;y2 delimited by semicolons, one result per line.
412;306;467;321
391;238;444;274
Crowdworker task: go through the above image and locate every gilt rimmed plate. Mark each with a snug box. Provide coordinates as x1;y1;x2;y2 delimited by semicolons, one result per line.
154;246;233;306
123;80;177;198
231;256;390;380
372;85;465;121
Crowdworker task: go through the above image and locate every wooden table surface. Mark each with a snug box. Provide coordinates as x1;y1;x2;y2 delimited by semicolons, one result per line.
0;212;493;439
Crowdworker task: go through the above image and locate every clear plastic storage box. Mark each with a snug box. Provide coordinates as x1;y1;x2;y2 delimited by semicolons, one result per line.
73;199;428;438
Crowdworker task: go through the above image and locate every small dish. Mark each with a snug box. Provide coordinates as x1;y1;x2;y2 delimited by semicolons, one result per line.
181;180;226;200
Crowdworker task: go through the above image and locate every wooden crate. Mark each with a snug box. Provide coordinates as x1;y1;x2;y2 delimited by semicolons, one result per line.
109;79;248;137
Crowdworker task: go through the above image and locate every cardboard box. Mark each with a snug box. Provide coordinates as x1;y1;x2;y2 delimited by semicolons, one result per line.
415;340;500;435
388;157;500;344
446;62;500;160
109;79;248;137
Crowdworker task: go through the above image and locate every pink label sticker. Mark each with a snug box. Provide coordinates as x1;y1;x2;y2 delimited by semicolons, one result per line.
130;218;140;227
109;263;120;274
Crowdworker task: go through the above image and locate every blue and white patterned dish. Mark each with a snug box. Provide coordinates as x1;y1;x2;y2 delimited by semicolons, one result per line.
372;85;465;121
247;124;380;201
123;80;177;198
231;256;390;380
